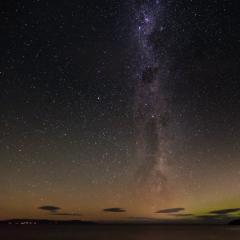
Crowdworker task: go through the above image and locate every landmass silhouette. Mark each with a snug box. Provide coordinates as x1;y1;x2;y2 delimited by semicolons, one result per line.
0;219;97;225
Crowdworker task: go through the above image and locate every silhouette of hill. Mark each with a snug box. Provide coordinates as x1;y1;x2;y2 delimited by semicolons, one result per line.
0;219;97;225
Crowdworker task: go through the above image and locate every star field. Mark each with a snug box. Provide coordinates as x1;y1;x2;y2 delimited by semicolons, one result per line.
0;0;240;223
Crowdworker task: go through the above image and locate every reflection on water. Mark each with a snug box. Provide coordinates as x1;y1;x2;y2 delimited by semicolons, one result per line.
0;225;240;240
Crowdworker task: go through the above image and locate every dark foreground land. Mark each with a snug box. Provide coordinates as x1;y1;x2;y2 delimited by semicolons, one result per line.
0;225;240;240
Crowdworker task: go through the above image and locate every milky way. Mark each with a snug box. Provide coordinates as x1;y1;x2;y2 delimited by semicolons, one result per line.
133;0;173;197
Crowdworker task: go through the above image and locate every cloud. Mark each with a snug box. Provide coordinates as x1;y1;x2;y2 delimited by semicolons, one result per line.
103;208;126;213
172;213;193;217
209;208;240;215
196;215;220;219
128;217;160;221
156;208;185;213
52;213;81;217
195;214;233;223
38;205;81;217
38;205;61;213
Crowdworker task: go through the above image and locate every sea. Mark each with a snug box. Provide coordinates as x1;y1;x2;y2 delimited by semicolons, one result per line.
1;225;240;240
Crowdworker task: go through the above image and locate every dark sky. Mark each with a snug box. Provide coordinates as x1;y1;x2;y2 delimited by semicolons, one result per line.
0;0;240;223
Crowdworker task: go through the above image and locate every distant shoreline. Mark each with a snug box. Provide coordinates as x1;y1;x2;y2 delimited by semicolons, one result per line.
1;219;239;226
0;219;97;225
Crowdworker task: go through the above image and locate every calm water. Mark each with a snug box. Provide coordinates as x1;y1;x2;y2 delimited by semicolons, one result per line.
1;225;240;240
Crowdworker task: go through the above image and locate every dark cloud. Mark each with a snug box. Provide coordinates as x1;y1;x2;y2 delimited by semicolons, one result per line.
128;217;160;221
172;214;193;217
52;213;81;217
196;215;221;219
156;208;185;213
103;208;126;213
209;208;240;215
38;205;61;213
195;214;234;223
38;205;81;217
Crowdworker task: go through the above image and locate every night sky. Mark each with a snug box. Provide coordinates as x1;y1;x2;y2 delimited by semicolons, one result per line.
1;0;240;223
